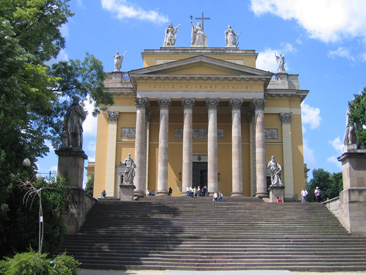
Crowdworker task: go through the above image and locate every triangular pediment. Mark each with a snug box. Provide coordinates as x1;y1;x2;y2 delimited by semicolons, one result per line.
129;55;272;78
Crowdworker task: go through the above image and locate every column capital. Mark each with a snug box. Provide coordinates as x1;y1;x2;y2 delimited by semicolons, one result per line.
134;97;148;109
107;111;119;122
229;98;243;110
253;98;266;111
158;98;171;109
182;97;195;109
280;112;292;123
206;98;220;109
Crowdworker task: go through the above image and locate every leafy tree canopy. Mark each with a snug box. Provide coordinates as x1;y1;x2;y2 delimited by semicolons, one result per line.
0;0;113;257
349;87;366;146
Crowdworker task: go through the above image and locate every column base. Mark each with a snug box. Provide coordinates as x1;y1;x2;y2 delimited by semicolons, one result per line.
255;192;269;199
231;192;244;197
134;190;146;197
156;191;169;196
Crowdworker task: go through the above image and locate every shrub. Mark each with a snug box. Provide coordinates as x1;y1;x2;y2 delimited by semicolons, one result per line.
0;250;80;275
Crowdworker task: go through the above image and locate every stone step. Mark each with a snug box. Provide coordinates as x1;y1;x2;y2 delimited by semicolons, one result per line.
58;197;366;271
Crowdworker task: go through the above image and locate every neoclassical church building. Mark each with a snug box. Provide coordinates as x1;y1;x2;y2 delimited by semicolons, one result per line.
91;22;309;200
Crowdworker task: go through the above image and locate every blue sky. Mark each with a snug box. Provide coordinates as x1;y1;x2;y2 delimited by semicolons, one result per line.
36;0;366;183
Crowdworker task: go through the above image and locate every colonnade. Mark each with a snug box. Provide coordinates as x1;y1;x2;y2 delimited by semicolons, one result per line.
132;97;268;198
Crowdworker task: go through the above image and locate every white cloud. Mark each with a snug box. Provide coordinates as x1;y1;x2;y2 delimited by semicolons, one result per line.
327;155;342;170
328;47;356;61
329;137;344;154
86;141;96;152
101;0;169;24
88;157;95;162
301;102;321;130
250;0;366;43
303;138;317;170
83;97;98;137
257;44;295;72
45;140;55;152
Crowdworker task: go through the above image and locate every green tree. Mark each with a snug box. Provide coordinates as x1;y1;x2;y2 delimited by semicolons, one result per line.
307;169;343;201
349;87;366;146
85;175;94;197
0;0;113;257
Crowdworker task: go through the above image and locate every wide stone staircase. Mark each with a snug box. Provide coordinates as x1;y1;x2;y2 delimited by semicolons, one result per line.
59;196;366;271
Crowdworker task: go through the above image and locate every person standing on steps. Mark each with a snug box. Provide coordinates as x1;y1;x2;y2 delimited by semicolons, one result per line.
314;186;322;202
301;188;308;203
219;191;223;202
213;192;218;202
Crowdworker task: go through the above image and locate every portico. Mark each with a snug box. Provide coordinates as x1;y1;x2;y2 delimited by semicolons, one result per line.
93;47;308;200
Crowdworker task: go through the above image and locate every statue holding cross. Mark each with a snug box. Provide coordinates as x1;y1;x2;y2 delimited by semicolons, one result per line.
190;13;210;47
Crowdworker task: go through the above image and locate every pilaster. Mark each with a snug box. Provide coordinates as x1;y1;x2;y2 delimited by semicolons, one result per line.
104;111;119;197
280;112;294;199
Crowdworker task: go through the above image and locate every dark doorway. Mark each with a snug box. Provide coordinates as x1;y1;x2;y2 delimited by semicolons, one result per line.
193;162;208;190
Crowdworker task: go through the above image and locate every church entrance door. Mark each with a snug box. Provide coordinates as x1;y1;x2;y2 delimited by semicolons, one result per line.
193;162;207;190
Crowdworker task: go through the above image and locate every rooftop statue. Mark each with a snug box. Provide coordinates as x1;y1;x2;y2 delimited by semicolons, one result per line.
62;96;86;149
163;23;181;47
267;156;283;186
225;25;240;47
113;51;126;72
275;52;286;73
190;16;208;47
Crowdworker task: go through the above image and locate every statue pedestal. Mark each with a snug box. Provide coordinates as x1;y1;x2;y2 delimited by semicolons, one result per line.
119;184;136;201
338;150;366;234
55;148;88;188
268;185;285;203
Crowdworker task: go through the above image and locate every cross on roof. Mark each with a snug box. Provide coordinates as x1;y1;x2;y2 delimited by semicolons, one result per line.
195;12;210;31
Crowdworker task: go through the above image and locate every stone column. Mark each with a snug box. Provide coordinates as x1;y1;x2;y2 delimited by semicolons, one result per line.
206;98;220;195
230;98;243;196
104;111;119;197
280;112;294;199
134;97;148;196
181;98;195;196
254;99;268;198
157;98;171;196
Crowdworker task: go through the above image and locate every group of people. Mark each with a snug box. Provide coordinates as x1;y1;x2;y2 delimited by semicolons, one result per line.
213;192;224;202
301;186;322;202
186;186;208;197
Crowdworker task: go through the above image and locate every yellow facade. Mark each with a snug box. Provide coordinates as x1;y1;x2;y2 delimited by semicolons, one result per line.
92;47;308;200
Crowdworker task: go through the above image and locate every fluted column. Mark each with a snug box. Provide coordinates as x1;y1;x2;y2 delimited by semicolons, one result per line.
206;98;220;195
181;98;195;196
134;97;148;196
280;112;294;199
230;99;243;196
157;98;171;196
104;111;119;197
254;99;268;198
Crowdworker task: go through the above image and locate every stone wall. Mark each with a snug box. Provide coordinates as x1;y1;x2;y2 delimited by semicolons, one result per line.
323;196;341;221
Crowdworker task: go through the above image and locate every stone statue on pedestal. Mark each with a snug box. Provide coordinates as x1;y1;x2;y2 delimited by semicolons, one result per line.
114;51;126;72
225;25;240;47
343;101;362;150
123;153;136;185
275;52;286;73
62;96;86;149
267;156;283;186
163;23;181;47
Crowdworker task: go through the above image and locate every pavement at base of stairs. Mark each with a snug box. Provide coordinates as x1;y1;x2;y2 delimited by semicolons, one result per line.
78;270;366;275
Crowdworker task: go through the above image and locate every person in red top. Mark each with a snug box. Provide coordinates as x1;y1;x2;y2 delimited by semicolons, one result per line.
277;197;283;203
